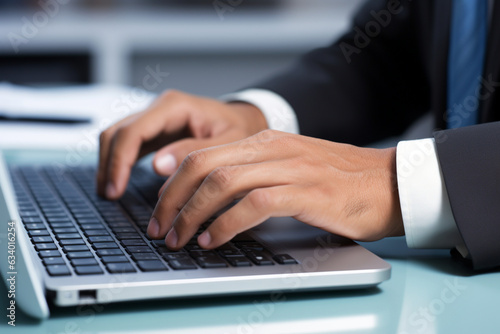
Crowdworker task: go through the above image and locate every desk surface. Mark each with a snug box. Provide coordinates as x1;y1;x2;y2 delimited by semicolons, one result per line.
2;151;500;334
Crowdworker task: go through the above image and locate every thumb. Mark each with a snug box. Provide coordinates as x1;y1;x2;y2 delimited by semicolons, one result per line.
152;137;214;176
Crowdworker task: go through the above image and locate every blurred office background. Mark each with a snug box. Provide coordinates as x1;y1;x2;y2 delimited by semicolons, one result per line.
0;0;365;97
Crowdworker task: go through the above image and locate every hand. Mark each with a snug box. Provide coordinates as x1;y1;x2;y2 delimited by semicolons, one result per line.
148;130;404;249
97;90;267;199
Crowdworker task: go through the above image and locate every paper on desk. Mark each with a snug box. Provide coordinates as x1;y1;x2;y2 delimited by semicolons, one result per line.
0;83;156;150
0;82;155;121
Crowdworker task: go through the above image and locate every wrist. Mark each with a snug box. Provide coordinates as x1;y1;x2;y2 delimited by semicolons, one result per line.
228;102;269;136
385;147;405;238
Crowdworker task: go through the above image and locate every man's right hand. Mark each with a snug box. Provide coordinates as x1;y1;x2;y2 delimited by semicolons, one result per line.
97;90;268;200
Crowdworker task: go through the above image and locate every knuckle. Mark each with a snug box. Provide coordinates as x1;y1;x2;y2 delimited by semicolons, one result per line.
176;209;195;227
159;89;185;103
254;128;278;141
206;166;235;188
182;150;207;172
274;132;297;147
114;125;132;141
99;128;113;145
247;189;273;211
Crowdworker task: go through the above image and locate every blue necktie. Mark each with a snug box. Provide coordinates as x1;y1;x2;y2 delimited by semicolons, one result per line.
447;0;488;129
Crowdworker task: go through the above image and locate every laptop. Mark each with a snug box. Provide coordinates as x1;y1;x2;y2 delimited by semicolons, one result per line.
0;149;391;319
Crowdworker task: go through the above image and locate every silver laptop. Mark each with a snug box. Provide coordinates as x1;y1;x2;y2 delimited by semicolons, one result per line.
0;150;390;319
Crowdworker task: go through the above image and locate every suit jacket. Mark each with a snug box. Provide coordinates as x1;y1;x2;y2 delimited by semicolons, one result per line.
253;0;500;270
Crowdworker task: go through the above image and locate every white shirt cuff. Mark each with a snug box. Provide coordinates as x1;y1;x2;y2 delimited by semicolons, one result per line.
220;89;300;134
396;138;466;249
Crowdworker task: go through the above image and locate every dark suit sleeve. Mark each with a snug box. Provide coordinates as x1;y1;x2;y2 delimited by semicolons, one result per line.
434;122;500;270
250;0;430;146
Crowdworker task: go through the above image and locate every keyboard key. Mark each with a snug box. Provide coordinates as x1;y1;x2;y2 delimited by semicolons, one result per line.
111;227;136;233
137;260;168;272
49;222;74;228
236;242;265;251
121;239;147;246
218;249;244;257
92;242;119;249
107;222;132;228
88;236;114;243
101;256;130;263
131;253;158;261
46;265;71;276
74;213;98;220
125;246;152;253
62;245;90;252
22;217;43;223
194;255;228;268
150;239;167;247
77;219;102;224
168;259;197;270
106;263;136;273
184;244;202;252
53;227;78;233
43;257;66;265
35;243;58;251
273;254;298;265
56;233;82;239
39;250;62;258
162;253;190;261
70;208;93;214
80;224;104;230
59;239;85;245
71;258;98;266
75;265;104;275
25;223;46;230
96;249;124;257
20;210;39;217
45;213;68;219
115;233;141;240
246;251;274;266
32;236;53;243
28;229;50;237
67;251;94;259
85;230;110;236
189;250;215;257
47;217;72;224
226;256;252;267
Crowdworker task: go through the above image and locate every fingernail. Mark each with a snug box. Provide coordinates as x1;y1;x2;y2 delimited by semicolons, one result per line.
155;154;177;174
165;228;178;248
106;182;117;198
147;217;159;238
198;231;211;248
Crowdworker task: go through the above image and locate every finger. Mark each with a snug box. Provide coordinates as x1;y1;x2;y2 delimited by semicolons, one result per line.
149;132;287;238
154;129;248;198
198;185;302;249
104;106;190;199
152;129;241;176
162;161;294;248
97;113;142;197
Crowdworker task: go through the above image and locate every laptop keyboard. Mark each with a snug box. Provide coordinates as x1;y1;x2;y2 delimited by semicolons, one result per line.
9;165;297;276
